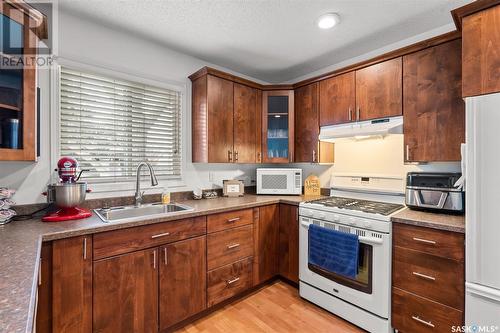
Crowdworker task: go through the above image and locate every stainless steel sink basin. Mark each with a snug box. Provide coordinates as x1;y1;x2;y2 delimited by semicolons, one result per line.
94;202;194;223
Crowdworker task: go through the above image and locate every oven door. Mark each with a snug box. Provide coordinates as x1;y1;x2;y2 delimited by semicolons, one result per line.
299;217;391;318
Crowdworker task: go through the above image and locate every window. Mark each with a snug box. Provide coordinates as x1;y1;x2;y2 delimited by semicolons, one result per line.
59;67;182;182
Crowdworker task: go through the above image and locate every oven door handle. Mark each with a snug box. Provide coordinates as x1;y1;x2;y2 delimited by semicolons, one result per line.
300;219;384;245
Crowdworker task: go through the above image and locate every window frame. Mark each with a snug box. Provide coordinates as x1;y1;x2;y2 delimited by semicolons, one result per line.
50;57;187;194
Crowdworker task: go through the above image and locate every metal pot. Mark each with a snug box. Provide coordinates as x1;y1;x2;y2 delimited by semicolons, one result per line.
46;182;89;208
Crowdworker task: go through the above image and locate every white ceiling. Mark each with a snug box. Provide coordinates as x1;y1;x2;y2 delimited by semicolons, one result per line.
59;0;472;83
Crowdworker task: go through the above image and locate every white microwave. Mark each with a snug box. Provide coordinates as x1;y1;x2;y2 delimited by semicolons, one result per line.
256;168;302;195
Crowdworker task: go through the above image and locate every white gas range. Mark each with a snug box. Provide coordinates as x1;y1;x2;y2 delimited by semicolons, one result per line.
299;175;405;333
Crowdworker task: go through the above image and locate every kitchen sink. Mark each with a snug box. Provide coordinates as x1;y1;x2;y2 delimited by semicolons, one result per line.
94;202;194;223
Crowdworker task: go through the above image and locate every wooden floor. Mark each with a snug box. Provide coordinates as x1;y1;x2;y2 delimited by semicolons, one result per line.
175;281;365;333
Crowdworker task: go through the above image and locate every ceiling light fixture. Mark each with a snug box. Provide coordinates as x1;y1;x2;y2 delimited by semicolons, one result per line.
316;13;340;30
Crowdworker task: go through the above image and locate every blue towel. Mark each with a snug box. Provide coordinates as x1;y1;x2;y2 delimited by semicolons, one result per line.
308;224;359;279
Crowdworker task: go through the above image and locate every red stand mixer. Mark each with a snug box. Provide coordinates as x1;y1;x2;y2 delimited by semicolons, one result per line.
42;157;92;222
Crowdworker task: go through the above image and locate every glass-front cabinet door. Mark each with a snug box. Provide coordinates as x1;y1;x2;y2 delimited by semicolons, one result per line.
262;90;294;163
0;5;38;161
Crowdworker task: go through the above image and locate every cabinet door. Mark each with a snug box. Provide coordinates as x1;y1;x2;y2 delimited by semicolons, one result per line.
36;242;52;333
159;236;206;330
93;248;158;333
52;236;92;333
233;83;257;163
0;7;37;161
262;90;294;163
294;83;319;163
208;75;234;162
403;39;465;162
254;204;279;284
356;57;402;121
462;5;500;97
278;204;299;284
319;72;356;126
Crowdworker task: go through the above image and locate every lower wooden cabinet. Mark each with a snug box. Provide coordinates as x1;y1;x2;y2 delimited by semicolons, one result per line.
207;257;253;307
52;236;92;333
278;204;299;283
159;236;207;330
392;223;465;332
253;204;279;285
93;248;158;333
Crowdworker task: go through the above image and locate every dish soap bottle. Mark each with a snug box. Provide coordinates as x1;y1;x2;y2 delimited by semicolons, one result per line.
162;188;171;204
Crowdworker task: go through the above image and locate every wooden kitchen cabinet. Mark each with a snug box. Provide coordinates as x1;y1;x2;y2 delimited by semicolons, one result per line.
0;2;41;161
234;82;259;163
262;90;294;163
278;204;299;284
159;236;207;330
462;4;500;97
52;236;92;333
294;82;334;163
403;39;465;162
190;70;262;164
356;57;402;121
392;223;465;332
319;71;356;126
254;204;279;285
36;242;52;333
191;74;234;163
93;248;158;333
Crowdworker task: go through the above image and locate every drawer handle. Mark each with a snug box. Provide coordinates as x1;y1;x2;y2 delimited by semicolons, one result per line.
412;271;436;281
412;315;435;328
151;232;171;239
412;237;436;245
227;277;240;285
227;217;240;223
227;243;240;250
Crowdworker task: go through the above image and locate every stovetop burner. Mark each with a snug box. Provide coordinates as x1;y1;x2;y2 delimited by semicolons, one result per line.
307;196;404;216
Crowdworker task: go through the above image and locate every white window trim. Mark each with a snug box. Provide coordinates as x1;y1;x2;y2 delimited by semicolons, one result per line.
50;57;188;196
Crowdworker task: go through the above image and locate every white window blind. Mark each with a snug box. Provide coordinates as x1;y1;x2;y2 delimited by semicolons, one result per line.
59;67;182;182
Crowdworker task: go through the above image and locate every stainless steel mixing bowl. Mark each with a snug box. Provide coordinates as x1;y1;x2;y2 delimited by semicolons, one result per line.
46;182;88;208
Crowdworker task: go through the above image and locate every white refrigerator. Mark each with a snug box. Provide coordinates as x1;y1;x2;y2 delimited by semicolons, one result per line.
465;93;500;329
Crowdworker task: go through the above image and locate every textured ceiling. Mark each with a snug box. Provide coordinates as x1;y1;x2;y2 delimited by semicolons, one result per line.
59;0;472;83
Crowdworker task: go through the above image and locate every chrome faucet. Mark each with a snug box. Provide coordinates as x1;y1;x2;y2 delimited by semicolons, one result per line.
134;162;158;207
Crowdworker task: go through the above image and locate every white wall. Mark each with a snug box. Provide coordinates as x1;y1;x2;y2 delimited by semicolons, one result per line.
0;10;460;205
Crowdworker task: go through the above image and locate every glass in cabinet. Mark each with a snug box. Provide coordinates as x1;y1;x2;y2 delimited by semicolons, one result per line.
262;90;294;163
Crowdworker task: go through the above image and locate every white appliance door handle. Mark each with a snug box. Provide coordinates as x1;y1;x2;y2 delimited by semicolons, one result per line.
358;236;384;245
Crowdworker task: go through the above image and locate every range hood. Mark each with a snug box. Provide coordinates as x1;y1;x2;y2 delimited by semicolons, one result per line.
319;116;403;142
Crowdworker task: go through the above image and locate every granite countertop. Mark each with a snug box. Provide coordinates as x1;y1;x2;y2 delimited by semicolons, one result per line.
0;194;321;333
391;207;465;233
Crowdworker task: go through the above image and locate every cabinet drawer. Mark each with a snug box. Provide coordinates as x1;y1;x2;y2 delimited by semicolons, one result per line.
207;208;253;233
207;225;253;270
207;257;253;307
392;287;463;333
393;246;464;310
393;223;464;261
93;216;207;260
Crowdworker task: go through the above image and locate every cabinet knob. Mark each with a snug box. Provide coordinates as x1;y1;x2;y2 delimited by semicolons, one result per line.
348;108;352;121
405;144;410;161
228;150;233;162
234;150;238;162
312;150;316;163
356;107;360;121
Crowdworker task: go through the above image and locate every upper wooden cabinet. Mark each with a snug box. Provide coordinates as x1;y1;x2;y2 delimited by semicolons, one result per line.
294;82;334;163
319;72;356;126
403;39;465;162
190;73;260;163
234;83;260;163
262;90;294;163
0;3;40;161
462;4;500;97
356;57;403;121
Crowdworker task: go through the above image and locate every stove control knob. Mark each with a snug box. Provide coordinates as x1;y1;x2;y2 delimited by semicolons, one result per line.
318;213;326;220
347;218;356;226
363;221;372;228
306;210;314;217
332;214;340;222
